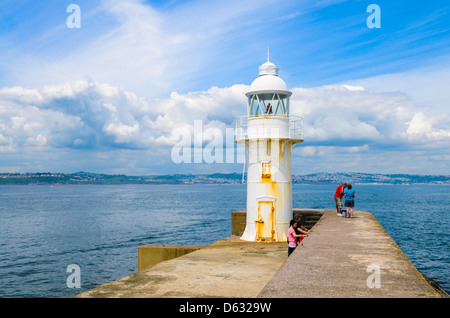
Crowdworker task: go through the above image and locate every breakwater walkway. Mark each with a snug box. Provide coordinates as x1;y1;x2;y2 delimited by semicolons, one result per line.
75;209;447;298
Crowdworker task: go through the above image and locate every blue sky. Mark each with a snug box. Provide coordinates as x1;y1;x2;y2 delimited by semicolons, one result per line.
0;0;449;175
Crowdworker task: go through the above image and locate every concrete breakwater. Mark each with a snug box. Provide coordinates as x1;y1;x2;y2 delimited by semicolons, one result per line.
75;209;448;298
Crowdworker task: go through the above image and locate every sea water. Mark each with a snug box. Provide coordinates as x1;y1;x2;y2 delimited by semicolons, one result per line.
0;184;448;297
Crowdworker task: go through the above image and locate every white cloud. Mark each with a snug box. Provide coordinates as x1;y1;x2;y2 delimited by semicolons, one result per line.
406;112;450;141
0;0;295;98
344;61;450;114
1;78;449;174
0;80;248;152
289;84;445;147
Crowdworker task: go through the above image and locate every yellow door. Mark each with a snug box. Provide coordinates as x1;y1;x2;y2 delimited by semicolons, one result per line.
257;201;275;241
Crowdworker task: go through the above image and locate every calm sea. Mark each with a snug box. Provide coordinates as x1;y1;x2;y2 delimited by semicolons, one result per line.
0;184;448;298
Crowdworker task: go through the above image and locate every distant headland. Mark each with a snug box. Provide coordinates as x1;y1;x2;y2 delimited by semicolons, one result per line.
0;171;449;185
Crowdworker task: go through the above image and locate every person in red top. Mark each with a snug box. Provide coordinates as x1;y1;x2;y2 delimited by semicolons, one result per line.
334;183;347;216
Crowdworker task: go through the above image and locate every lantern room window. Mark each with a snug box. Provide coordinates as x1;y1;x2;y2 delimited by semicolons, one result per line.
248;93;290;116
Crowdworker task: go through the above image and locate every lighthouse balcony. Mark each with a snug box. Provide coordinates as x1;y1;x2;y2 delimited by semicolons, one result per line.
234;115;303;143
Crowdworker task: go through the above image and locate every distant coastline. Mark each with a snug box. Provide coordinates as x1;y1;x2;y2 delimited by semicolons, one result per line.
1;171;449;185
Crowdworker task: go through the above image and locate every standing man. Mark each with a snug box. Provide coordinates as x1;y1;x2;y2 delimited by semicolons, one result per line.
344;184;356;218
334;183;347;216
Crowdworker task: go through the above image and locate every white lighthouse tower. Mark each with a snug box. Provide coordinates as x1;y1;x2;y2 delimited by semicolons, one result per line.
235;58;303;242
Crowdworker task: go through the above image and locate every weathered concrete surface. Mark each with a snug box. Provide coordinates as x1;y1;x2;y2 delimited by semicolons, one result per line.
76;236;287;298
76;209;447;298
259;209;448;298
138;244;206;271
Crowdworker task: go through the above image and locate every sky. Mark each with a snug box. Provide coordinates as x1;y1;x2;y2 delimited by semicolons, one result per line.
0;0;449;175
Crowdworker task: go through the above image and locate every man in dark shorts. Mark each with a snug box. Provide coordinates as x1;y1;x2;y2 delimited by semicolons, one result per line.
334;183;347;216
344;184;356;218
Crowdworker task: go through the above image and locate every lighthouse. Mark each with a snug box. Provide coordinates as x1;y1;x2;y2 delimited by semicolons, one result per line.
235;58;303;242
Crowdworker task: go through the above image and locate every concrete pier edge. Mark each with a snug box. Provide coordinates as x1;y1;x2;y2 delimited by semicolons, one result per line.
75;209;448;298
258;209;448;298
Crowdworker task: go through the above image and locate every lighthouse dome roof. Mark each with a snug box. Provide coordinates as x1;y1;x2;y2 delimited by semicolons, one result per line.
258;61;279;76
246;61;291;96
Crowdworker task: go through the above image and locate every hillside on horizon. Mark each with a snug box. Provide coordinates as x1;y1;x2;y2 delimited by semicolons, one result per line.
1;171;449;185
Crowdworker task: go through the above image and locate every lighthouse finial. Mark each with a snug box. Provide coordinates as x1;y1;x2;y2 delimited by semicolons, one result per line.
267;47;270;62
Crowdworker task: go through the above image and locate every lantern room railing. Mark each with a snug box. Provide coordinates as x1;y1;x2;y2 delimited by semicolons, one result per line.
234;115;303;143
